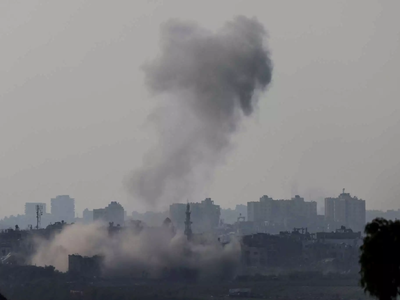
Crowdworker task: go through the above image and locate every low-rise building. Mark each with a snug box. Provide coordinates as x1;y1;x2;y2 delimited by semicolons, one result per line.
316;226;362;247
241;233;303;269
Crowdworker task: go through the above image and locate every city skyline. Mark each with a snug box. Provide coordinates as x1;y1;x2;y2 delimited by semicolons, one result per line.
4;190;400;234
4;188;400;218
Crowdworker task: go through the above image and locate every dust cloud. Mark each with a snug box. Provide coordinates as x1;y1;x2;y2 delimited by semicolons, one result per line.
30;222;241;280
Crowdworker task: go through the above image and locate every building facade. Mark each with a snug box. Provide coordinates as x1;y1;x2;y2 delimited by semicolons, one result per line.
324;190;366;232
316;226;362;246
247;195;317;232
169;198;221;233
93;201;125;225
241;233;303;268
169;203;186;229
82;209;93;224
51;195;75;223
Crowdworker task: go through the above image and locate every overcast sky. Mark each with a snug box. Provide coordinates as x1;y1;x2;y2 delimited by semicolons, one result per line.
1;0;399;217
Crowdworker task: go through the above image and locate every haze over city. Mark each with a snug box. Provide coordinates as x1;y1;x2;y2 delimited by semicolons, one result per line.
1;0;400;217
2;2;400;300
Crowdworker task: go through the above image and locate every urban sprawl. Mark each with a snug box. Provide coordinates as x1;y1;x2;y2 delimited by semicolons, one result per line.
0;190;396;299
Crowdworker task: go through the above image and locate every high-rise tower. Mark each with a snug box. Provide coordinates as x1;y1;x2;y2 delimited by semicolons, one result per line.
184;203;192;241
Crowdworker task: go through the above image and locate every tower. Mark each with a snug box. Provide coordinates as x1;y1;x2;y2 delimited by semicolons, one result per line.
184;203;192;241
36;204;43;229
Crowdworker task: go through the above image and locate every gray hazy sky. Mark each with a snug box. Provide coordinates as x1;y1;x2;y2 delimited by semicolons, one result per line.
1;0;400;217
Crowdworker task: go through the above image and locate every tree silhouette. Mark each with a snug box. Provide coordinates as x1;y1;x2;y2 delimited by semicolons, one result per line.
360;218;400;300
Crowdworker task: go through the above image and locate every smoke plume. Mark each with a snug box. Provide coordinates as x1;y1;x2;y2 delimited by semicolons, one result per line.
127;16;273;206
31;223;240;280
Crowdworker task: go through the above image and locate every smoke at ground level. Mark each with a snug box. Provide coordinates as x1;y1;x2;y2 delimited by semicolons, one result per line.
30;222;241;280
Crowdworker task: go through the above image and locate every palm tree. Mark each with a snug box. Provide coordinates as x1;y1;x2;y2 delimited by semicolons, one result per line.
360;218;400;300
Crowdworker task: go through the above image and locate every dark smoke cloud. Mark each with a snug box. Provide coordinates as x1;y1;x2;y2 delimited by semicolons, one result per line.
128;16;273;206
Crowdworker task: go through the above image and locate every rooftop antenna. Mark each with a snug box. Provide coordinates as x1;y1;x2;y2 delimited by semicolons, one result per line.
342;188;345;194
36;204;43;229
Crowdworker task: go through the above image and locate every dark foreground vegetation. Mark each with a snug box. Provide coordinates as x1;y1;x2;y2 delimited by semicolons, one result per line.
359;218;400;300
0;265;369;300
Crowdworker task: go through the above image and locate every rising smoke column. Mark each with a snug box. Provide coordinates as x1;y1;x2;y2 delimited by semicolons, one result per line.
128;16;273;206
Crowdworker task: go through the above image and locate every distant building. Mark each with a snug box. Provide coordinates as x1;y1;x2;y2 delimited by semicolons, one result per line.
25;203;47;217
324;189;366;232
247;195;317;232
247;201;261;223
93;209;106;222
235;204;247;218
169;203;186;228
366;209;400;223
93;202;125;225
220;205;247;225
316;226;362;246
169;198;221;233
241;233;303;268
105;202;125;225
24;203;47;228
131;211;169;227
82;209;93;224
51;195;75;223
235;221;255;236
192;198;220;231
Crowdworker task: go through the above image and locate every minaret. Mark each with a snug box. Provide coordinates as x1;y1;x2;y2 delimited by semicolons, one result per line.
184;203;193;241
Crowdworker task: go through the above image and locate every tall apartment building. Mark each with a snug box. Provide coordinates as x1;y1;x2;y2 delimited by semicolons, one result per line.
169;198;221;233
51;195;75;223
82;209;94;224
93;201;125;225
324;190;366;232
247;201;261;223
169;203;187;229
247;195;317;231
